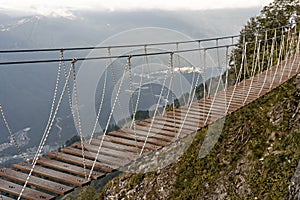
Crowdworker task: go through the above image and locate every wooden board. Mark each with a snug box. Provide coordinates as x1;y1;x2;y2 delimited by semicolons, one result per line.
34;157;104;180
163;113;208;126
143;118;195;132
165;109;225;120
123;127;175;142
0;179;55;200
46;152;115;173
123;128;174;143
98;135;158;151
136;121;189;137
0;168;73;195
145;117;198;132
72;142;138;160
110;130;170;146
60;147;126;167
159;115;205;128
0;195;14;200
90;139;142;154
120;128;172;146
13;162;89;187
136;121;192;137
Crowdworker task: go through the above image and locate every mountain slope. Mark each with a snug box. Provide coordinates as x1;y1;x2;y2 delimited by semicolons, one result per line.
70;74;299;199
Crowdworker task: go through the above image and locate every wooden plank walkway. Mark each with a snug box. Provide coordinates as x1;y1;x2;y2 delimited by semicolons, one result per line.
0;54;298;199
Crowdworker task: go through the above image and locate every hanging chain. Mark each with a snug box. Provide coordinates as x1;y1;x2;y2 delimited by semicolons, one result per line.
18;59;74;200
71;58;88;179
140;53;171;155
0;104;26;160
88;56;130;179
129;47;145;131
170;53;177;132
61;50;78;132
176;43;188;104
89;54;109;144
108;48;130;127
270;31;286;89
32;50;62;163
176;49;204;139
127;56;139;153
144;47;158;113
258;30;277;95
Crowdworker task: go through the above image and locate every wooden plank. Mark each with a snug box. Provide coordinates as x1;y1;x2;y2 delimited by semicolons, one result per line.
72;142;138;160
163;112;212;125
161;115;206;127
34;157;104;180
60;147;126;167
98;135;158;151
0;168;73;195
0;179;55;200
90;139;142;154
46;152;115;173
164;111;206;122
131;123;176;137
145;117;199;131
0;195;14;200
136;121;190;137
13;162;89;187
201;98;242;106
143;118;195;131
188;106;230;115
173;107;227;117
120;128;174;143
109;130;169;146
136;121;193;137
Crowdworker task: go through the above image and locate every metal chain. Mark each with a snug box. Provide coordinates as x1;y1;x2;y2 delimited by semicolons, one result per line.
88;56;129;180
18;59;73;200
108;48;129;127
243;39;262;105
286;28;299;79
280;27;293;82
170;53;177;132
176;49;204;139
61;50;78;132
89;56;108;144
129;47;145;130
204;46;228;125
161;66;174;117
270;31;286;89
226;42;247;112
127;56;139;153
71;59;88;179
258;30;268;79
32;51;62;163
140;53;171;155
144;47;159;113
176;43;188;104
258;30;277;96
0;104;26;160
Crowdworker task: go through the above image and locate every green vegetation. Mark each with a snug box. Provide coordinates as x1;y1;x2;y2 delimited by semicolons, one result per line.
76;75;299;200
170;77;299;199
230;0;300;82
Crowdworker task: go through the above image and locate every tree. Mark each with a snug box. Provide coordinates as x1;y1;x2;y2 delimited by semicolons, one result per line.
229;0;300;84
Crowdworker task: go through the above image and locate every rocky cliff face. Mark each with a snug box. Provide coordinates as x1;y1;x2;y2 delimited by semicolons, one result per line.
288;74;300;200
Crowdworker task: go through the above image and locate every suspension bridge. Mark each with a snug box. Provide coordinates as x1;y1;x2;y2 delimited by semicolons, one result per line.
0;25;299;199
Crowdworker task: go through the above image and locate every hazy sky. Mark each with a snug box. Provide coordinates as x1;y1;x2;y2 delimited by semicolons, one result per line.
0;0;273;17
